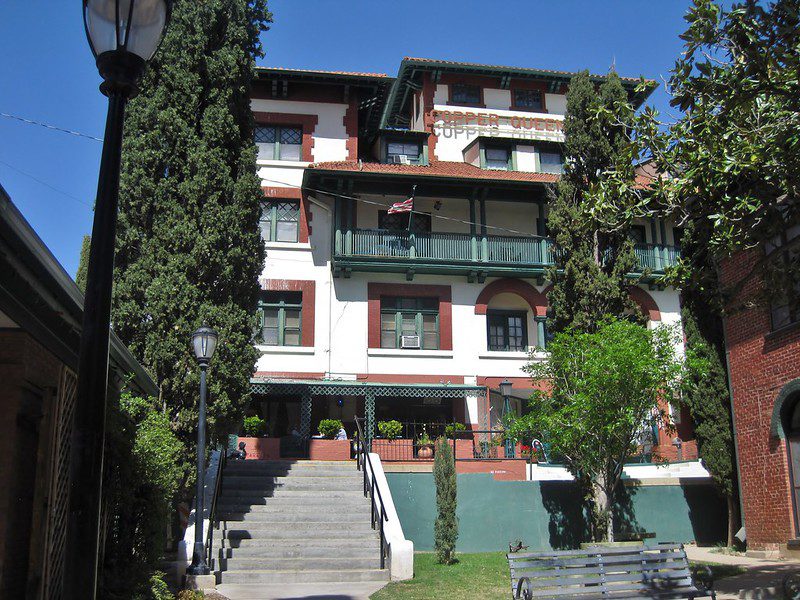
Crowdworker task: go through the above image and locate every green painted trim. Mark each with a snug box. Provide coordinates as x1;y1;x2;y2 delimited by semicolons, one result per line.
771;378;800;439
511;147;518;171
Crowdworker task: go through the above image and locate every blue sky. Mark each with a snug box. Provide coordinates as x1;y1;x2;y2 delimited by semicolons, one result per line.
0;1;693;277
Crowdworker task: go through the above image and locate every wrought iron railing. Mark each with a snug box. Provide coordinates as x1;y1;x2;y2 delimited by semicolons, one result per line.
353;417;389;570
205;447;227;570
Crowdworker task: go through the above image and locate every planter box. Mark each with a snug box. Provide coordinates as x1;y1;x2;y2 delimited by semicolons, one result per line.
454;438;474;460
372;438;415;462
308;438;351;461
238;436;280;460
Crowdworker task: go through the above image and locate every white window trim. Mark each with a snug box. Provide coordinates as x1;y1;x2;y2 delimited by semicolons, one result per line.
257;159;311;168
256;345;315;355
264;241;313;251
367;348;453;359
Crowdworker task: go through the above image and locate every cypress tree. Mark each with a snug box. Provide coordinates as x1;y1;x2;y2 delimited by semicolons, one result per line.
75;234;91;293
433;437;458;564
113;0;271;458
547;71;640;333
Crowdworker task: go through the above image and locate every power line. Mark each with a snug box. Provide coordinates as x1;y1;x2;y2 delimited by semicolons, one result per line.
0;112;103;142
0;159;94;209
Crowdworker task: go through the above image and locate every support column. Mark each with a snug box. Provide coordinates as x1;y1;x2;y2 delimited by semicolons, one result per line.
535;315;547;349
365;391;375;450
479;194;488;261
469;196;478;261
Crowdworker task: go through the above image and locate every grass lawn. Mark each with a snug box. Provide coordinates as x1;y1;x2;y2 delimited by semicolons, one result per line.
371;552;746;600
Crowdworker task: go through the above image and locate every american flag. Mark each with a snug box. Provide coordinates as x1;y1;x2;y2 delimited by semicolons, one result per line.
387;197;414;214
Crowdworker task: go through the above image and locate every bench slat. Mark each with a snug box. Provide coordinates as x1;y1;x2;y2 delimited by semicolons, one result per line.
509;550;686;570
509;543;682;560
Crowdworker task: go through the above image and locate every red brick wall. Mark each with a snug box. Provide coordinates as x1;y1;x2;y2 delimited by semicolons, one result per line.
721;248;800;550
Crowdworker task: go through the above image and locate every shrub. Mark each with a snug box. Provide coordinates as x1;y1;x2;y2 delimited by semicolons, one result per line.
417;427;433;446
445;422;466;438
318;419;343;439
176;590;205;600
242;415;266;437
377;420;402;439
434;436;458;564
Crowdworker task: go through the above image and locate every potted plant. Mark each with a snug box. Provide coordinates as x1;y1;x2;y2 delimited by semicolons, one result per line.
377;420;403;440
242;415;267;437
445;422;467;439
416;428;435;459
318;418;343;439
309;419;350;460
238;415;279;459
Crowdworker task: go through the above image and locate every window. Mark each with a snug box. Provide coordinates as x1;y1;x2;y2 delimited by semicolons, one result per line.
386;140;422;164
513;89;543;111
254;125;302;161
451;84;481;105
484;146;511;170
630;225;647;244
378;210;431;234
260;200;300;243
258;291;302;346
673;226;685;249
538;149;564;174
380;297;439;349
487;311;528;351
768;224;800;330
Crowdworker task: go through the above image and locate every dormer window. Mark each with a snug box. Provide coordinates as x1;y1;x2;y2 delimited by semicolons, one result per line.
386;140;422;165
513;89;543;111
483;145;511;170
451;84;481;105
255;125;302;161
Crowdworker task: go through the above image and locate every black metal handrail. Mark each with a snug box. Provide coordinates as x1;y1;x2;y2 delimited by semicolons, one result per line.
354;417;389;570
205;446;227;570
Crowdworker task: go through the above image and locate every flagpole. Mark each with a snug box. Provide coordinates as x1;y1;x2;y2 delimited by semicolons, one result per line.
408;185;417;232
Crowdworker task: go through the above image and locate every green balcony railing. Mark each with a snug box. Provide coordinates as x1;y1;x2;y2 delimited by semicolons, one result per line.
336;228;678;275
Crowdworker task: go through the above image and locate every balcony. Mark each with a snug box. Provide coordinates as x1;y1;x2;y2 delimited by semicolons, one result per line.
332;229;679;282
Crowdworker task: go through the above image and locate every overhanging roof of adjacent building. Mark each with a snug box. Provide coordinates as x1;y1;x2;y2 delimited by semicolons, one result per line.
255;66;392;83
381;56;658;129
251;377;485;398
0;183;158;398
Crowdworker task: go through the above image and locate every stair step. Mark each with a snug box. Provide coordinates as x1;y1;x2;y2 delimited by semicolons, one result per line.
221;569;388;584
224;465;360;476
222;479;362;492
217;510;369;522
225;460;356;470
222;528;378;542
215;544;380;559
219;489;365;502
220;519;375;531
219;557;382;571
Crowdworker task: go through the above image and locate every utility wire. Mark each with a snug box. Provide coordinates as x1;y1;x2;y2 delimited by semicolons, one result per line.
259;176;547;238
0;112;104;142
0;159;94;209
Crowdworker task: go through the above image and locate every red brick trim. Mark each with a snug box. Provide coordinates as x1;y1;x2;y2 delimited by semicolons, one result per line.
253;111;319;162
343;97;359;161
628;286;661;322
260;279;316;347
422;73;438;160
356;374;465;384
253;371;326;379
475;278;547;317
478;376;542;390
261;187;311;243
367;283;452;350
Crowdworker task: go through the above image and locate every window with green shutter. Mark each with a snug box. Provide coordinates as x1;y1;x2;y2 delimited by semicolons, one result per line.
380;296;439;349
260;200;300;243
258;291;302;346
255;125;302;161
487;311;528;351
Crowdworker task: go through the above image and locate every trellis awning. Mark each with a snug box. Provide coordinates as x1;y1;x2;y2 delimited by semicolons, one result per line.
250;378;485;398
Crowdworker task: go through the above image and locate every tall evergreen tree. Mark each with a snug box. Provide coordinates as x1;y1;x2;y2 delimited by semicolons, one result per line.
546;71;640;333
75;234;91;293
433;437;458;564
113;0;271;456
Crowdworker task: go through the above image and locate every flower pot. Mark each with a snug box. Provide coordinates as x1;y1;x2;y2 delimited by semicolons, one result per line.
417;444;434;459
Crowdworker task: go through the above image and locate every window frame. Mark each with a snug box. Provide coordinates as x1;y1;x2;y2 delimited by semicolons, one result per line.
512;89;544;112
385;139;423;165
258;292;303;346
260;199;301;243
537;145;564;174
769;226;800;331
450;83;482;106
481;143;513;171
254;124;303;161
380;296;440;350
486;310;529;352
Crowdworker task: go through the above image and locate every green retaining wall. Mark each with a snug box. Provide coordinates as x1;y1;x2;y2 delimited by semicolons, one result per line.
386;473;727;553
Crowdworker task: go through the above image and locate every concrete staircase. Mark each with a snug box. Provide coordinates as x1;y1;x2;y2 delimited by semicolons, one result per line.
211;459;389;587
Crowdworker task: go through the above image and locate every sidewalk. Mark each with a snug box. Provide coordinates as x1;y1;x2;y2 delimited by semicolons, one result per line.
686;544;798;599
216;582;388;600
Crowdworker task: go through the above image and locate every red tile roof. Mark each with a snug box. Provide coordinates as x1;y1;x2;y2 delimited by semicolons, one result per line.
308;160;561;183
256;66;390;78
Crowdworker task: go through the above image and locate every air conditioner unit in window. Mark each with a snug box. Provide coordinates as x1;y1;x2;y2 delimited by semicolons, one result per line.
398;154;410;165
400;335;421;349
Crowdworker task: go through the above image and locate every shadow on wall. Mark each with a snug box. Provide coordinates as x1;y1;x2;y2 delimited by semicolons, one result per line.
681;482;729;545
539;481;591;549
613;482;643;541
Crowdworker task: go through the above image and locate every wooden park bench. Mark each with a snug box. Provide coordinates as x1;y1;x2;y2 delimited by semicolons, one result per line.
507;542;715;600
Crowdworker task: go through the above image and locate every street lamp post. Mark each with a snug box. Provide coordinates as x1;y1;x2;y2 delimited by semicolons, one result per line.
499;380;514;458
188;326;219;576
66;2;171;598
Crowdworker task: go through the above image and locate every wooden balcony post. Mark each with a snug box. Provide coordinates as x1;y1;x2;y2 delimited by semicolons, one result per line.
479;196;488;262
469;197;479;261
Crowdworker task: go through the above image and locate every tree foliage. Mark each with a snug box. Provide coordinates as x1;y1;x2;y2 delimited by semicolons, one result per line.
101;392;183;598
112;0;272;459
433;437;458;564
590;0;800;305
509;319;685;541
546;70;642;333
75;234;91;293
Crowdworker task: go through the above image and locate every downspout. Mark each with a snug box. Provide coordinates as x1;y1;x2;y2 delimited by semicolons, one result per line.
307;193;334;376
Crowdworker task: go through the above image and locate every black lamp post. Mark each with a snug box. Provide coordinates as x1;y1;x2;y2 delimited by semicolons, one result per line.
499;380;514;458
66;2;171;598
188;326;219;576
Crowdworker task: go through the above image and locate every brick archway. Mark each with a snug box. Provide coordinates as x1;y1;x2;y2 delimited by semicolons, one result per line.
474;278;547;317
540;284;661;322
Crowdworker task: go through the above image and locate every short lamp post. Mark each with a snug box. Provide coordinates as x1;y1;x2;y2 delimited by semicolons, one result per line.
499;380;515;458
66;2;171;598
188;326;219;576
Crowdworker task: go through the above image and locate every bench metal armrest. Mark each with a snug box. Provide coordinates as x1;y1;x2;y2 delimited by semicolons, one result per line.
695;565;715;599
516;577;533;600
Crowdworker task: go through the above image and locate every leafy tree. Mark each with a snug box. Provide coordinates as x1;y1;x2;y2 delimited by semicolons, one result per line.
591;0;800;306
112;0;271;462
75;234;91;292
546;70;642;334
509;319;685;542
433;437;458;564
